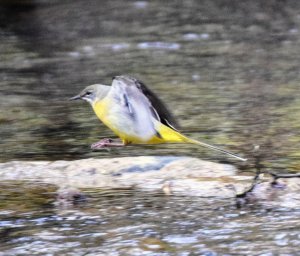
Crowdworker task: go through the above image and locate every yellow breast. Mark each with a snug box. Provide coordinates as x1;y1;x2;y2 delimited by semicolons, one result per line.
92;99;122;137
92;99;110;125
92;99;146;144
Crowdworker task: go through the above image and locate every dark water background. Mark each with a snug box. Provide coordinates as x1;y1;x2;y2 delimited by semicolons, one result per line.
0;0;300;255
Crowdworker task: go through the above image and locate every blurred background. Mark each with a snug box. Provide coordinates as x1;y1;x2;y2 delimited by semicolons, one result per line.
1;0;300;171
1;1;300;255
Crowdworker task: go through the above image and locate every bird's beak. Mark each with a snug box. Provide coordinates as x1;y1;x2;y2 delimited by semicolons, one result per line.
69;95;81;101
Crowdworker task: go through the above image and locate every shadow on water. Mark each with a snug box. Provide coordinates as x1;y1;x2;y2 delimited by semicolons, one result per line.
1;0;300;254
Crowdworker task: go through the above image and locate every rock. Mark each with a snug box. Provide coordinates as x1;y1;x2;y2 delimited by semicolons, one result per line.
0;156;238;197
0;156;299;208
56;187;87;206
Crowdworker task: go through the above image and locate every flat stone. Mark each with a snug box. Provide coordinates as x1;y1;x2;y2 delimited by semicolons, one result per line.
0;156;237;196
0;156;299;208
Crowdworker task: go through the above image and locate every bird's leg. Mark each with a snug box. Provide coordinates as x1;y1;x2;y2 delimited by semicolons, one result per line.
91;138;125;149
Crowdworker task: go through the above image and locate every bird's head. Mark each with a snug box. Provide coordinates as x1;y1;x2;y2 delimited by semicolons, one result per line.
70;84;110;105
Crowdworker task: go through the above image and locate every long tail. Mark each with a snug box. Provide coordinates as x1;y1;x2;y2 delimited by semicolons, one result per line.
184;137;247;161
156;122;247;161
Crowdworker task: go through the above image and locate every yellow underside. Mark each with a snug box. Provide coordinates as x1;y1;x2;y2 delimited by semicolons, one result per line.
92;99;190;145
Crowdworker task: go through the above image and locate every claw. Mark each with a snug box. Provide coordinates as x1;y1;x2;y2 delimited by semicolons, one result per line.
91;138;124;150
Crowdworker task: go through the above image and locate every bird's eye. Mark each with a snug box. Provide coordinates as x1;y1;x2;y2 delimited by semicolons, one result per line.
85;91;92;96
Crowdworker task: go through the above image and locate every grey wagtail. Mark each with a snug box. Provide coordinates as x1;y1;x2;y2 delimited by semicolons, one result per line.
71;75;246;161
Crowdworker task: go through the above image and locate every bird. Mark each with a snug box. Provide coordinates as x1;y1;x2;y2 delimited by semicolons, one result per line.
70;75;246;161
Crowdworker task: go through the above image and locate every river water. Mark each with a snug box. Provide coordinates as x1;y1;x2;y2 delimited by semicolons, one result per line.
0;0;299;255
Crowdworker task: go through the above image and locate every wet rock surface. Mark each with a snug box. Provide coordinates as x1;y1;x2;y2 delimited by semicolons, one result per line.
0;157;299;208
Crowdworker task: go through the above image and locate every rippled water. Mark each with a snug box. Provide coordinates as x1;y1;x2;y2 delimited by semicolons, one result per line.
1;184;299;255
1;0;300;255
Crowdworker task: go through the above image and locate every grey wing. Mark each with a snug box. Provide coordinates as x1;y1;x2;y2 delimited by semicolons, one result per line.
113;75;179;131
111;76;159;139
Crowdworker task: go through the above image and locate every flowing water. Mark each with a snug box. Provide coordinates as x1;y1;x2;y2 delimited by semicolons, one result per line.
0;0;300;255
1;185;299;255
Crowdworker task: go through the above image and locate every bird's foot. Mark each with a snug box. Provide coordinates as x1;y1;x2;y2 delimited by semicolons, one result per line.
91;138;124;149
